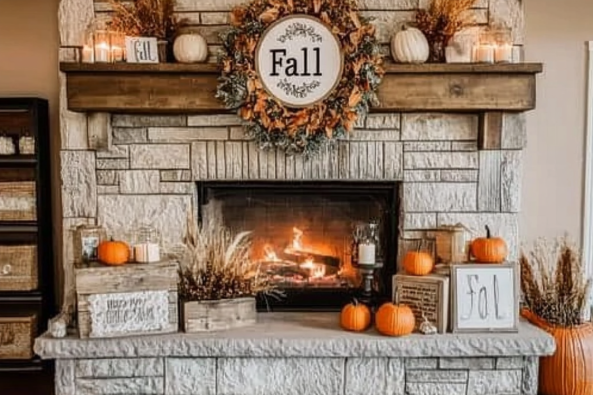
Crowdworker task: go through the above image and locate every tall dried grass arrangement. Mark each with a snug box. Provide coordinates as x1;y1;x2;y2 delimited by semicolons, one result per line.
520;237;592;326
178;210;278;302
108;0;180;41
415;0;477;61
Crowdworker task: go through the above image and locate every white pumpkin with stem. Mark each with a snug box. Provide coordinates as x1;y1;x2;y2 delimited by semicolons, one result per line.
391;25;430;64
173;33;209;63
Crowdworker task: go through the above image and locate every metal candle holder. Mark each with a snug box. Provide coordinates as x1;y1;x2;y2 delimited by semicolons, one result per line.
354;261;384;307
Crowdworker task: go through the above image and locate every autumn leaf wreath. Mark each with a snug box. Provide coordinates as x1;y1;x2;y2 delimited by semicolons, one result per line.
216;0;384;158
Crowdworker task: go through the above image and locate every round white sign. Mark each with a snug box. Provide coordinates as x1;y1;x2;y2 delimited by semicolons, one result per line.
255;15;344;108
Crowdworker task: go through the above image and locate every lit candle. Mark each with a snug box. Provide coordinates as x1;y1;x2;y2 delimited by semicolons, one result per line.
494;44;513;63
111;45;124;62
94;42;111;63
134;243;160;263
475;44;494;63
358;242;376;265
82;45;94;63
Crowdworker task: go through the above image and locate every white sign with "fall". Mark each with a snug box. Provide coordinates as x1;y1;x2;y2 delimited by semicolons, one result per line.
255;15;344;108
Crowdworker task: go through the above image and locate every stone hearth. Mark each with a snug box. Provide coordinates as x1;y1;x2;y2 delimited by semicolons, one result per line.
35;313;555;395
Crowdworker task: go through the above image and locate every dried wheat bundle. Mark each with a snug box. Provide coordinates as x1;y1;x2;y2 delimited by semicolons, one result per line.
520;236;592;326
108;0;179;41
415;0;477;59
178;210;279;302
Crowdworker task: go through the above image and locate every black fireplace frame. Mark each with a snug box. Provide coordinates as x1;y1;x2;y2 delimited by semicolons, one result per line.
196;180;400;312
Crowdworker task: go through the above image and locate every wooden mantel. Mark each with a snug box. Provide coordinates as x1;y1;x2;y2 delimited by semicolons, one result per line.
60;62;542;114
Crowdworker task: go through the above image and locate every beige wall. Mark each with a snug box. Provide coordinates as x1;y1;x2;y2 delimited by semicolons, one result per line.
523;0;593;243
0;0;590;254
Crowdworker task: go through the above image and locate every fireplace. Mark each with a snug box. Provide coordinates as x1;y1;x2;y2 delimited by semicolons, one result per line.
196;181;399;311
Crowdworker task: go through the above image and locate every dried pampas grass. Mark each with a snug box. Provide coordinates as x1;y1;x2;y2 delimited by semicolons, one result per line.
178;210;279;302
520;236;592;326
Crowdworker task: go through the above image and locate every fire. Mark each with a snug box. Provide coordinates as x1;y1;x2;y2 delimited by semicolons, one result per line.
255;225;356;287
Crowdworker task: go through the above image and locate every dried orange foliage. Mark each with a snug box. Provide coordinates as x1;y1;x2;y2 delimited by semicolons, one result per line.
217;0;384;157
108;0;179;41
415;0;477;60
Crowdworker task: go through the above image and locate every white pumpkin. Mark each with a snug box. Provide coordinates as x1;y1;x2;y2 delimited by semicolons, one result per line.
173;33;208;63
390;26;430;64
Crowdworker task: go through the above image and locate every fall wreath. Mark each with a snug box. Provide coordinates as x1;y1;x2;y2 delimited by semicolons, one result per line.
216;0;384;158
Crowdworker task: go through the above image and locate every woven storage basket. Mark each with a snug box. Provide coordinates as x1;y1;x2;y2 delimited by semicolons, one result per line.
0;245;38;291
18;136;35;155
0;182;36;221
0;315;37;359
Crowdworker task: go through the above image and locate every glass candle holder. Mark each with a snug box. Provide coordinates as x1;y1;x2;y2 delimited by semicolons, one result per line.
110;31;126;62
93;30;112;63
473;31;495;64
133;225;161;263
492;27;513;63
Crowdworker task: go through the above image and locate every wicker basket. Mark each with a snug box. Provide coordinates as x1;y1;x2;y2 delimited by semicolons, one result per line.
0;315;37;359
0;136;15;155
0;245;38;291
0;182;36;221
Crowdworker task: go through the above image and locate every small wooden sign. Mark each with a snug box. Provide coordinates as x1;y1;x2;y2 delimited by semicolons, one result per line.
392;273;449;334
255;14;344;108
450;263;519;333
87;290;170;338
125;36;159;64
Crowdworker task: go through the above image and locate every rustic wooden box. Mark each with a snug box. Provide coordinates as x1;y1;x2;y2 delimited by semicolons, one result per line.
0;314;37;359
0;244;38;291
182;297;257;333
392;273;450;334
75;261;179;339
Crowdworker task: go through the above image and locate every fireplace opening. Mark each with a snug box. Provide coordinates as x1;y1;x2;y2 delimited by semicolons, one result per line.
196;181;399;311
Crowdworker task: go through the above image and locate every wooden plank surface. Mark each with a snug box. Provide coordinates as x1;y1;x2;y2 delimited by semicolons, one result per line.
183;297;257;333
60;62;543;114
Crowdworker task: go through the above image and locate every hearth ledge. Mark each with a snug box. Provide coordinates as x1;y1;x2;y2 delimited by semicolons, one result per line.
34;312;555;360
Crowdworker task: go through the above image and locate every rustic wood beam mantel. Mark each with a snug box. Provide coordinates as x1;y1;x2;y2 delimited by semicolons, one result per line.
59;62;543;114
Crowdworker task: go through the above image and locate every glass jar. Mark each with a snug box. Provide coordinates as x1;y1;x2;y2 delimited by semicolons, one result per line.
133;225;161;263
93;30;112;63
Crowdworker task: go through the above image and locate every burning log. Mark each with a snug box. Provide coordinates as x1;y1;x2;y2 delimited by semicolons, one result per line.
280;248;341;268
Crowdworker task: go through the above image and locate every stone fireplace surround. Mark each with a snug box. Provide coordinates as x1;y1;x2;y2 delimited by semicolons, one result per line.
37;0;559;394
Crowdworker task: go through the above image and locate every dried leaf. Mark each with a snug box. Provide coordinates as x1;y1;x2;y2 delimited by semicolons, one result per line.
349;11;361;28
348;86;362;108
230;6;247;27
313;0;322;14
259;7;280;23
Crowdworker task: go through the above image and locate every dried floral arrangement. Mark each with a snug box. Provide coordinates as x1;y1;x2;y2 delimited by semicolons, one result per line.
178;211;279;302
520;237;592;326
415;0;477;62
108;0;180;41
216;0;384;158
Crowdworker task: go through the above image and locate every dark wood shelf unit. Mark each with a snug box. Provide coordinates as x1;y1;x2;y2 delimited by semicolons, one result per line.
0;98;55;375
59;61;543;114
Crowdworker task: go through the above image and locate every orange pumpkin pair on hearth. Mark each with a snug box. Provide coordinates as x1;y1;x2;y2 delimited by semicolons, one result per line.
340;300;415;337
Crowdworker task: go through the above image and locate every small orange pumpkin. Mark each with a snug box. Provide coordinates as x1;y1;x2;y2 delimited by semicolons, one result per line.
403;251;434;276
471;225;507;263
97;238;129;266
340;299;371;332
375;302;415;337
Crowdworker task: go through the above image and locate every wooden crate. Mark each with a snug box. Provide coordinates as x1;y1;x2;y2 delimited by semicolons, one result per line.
0;245;38;291
0;182;36;221
75;261;179;339
182;297;257;333
0;314;37;359
392;273;450;334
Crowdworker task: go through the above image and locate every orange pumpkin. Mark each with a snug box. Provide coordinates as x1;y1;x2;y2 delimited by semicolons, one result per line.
97;238;129;265
375;302;415;336
521;309;593;395
340;299;371;332
403;251;434;276
471;225;507;263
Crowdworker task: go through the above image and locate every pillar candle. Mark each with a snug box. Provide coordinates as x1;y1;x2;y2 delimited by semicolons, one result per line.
94;42;111;63
111;46;124;62
134;243;160;263
494;44;513;63
475;44;494;63
82;45;94;63
358;242;376;265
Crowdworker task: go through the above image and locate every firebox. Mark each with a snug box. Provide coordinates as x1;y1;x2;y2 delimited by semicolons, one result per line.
196;181;399;311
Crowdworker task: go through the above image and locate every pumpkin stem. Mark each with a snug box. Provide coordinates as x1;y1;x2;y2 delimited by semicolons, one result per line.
485;225;491;239
352;297;359;306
